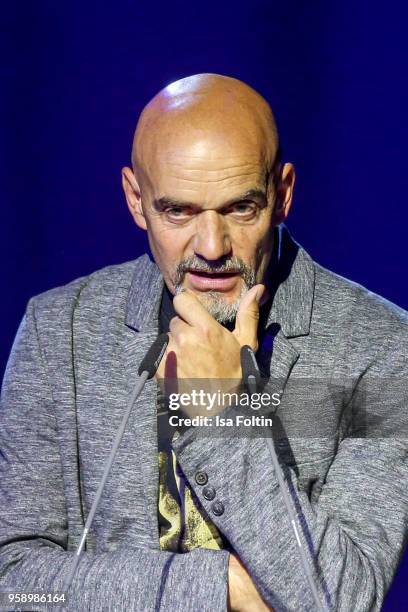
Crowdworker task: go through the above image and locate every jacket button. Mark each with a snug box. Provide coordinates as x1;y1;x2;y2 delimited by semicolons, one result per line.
202;486;216;501
195;471;208;486
211;501;224;516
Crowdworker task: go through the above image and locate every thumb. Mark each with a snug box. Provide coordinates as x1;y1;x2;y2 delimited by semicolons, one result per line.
233;284;265;349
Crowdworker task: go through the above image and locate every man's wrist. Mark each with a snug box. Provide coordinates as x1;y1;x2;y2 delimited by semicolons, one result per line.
228;554;273;612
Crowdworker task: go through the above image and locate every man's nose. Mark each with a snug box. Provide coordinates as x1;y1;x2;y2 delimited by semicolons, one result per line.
192;210;232;261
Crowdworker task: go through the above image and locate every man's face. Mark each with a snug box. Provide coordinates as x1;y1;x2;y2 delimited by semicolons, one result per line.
124;129;291;322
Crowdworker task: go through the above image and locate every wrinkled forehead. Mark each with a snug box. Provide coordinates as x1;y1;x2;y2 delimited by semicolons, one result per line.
138;131;271;203
134;112;275;191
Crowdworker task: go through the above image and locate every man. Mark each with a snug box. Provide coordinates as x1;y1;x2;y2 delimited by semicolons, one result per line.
0;74;407;611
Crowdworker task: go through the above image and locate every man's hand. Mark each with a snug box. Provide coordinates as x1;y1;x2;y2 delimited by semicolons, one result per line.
228;554;274;612
156;284;265;381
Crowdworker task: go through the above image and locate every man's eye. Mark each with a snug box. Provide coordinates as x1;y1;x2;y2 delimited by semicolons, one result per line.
164;207;192;219
229;202;257;217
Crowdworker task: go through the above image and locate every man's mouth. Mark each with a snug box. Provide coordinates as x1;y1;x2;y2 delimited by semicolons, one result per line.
186;269;241;291
189;270;239;278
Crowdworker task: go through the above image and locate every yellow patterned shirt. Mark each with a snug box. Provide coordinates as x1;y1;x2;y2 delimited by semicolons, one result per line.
157;447;225;552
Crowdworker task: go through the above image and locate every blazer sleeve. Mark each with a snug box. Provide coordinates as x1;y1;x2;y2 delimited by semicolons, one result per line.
0;300;229;612
172;344;408;611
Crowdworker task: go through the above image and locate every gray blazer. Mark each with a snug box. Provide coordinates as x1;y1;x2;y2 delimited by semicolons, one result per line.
0;226;407;611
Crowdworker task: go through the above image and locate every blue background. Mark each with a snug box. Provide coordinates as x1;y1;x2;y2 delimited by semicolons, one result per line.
1;2;407;608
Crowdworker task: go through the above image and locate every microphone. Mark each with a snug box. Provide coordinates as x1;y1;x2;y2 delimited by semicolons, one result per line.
240;345;261;393
138;333;170;378
240;344;326;612
63;333;169;592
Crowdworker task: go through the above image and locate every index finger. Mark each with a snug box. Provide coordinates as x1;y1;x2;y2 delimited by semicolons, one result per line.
172;289;221;330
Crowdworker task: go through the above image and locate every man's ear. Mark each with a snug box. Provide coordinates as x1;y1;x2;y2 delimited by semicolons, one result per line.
122;166;147;231
272;162;295;226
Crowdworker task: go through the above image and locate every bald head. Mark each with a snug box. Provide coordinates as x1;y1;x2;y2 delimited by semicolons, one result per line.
132;73;280;181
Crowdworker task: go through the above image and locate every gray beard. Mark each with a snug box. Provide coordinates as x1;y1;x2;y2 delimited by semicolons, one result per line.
174;277;255;323
172;255;257;323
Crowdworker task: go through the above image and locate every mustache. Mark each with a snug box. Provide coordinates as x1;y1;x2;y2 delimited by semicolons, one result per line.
173;256;255;286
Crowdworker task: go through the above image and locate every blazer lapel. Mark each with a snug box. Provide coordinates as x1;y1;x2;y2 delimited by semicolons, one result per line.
122;329;162;545
266;328;300;397
123;255;164;546
260;225;315;396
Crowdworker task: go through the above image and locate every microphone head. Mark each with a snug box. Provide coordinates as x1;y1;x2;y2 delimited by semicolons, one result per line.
240;344;261;387
138;333;169;379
